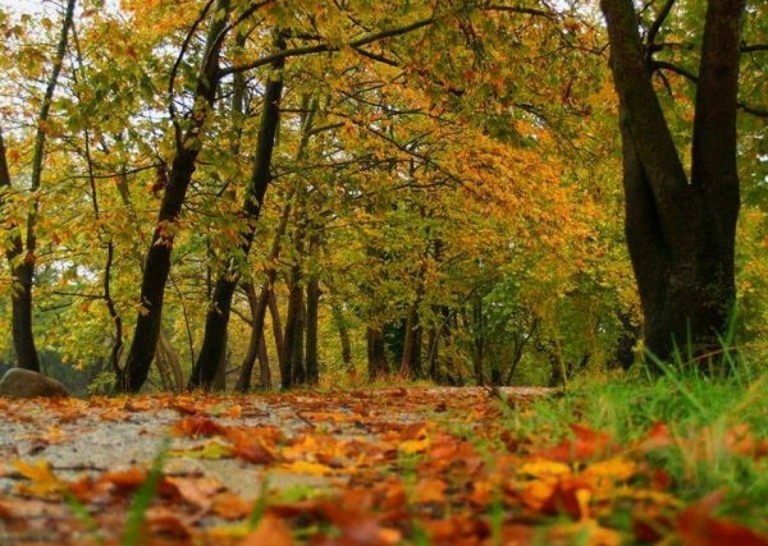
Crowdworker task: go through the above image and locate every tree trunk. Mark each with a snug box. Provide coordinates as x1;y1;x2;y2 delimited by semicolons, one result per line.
601;0;743;368
234;194;293;392
211;331;228;391
235;282;264;392
367;327;389;381
305;274;320;385
120;0;230;392
188;30;285;390
400;306;423;379
282;276;306;388
268;288;285;375
331;300;353;370
155;328;182;393
257;331;271;389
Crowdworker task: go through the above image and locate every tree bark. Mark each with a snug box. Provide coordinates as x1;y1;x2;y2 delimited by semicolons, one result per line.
305;273;321;385
330;299;353;370
282;275;305;389
257;330;271;389
400;306;423;378
268;288;285;375
601;0;744;367
367;327;389;381
119;0;231;392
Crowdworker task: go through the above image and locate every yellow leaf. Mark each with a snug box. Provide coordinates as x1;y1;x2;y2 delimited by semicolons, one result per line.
519;459;572;480
13;459;65;497
280;460;334;476
547;519;625;546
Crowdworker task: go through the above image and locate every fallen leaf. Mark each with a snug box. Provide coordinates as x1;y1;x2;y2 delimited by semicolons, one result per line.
169;438;234;460
280;460;334;476
172;415;227;438
240;513;294;546
13;459;65;498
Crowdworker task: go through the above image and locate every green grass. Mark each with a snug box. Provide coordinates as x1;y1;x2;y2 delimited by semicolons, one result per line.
511;350;768;530
122;440;170;546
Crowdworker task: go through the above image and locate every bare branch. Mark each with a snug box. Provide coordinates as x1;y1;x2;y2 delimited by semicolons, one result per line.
741;43;768;53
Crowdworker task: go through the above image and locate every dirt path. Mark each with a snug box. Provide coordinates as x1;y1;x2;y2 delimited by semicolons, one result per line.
1;387;553;545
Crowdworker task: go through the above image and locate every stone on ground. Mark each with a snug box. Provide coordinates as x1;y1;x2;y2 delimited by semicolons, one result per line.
0;368;70;398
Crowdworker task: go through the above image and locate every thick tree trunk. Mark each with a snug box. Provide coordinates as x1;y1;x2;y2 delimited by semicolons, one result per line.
400;306;423;378
601;0;744;368
187;31;284;390
367;327;389;381
120;1;230;392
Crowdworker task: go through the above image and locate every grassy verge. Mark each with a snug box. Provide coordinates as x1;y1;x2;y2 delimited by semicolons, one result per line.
512;359;768;531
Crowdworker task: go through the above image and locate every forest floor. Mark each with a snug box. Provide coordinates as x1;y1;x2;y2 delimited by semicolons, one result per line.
1;383;767;546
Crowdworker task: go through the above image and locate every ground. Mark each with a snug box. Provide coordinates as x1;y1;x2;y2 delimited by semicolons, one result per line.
0;386;766;545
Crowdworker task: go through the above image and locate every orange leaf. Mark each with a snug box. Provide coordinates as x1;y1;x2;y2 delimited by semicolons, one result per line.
412;478;447;504
538;424;613;463
240;513;294;546
212;492;255;520
172;416;227;438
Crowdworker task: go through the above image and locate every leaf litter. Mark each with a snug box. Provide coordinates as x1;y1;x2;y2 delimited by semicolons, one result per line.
0;386;766;545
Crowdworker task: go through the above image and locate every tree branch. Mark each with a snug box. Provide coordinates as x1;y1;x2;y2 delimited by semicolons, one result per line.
646;0;675;49
741;43;768;53
220;17;435;77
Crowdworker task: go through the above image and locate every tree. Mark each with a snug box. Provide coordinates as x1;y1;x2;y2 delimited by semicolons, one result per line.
187;31;285;390
601;0;747;366
117;0;232;392
0;0;76;372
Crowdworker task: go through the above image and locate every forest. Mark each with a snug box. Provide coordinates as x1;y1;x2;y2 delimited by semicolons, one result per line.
0;0;766;394
3;2;768;545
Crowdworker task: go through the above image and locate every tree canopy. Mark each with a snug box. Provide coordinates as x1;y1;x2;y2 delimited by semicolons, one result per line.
0;0;765;393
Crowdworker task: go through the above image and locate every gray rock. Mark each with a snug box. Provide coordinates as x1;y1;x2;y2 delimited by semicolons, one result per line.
0;367;70;398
